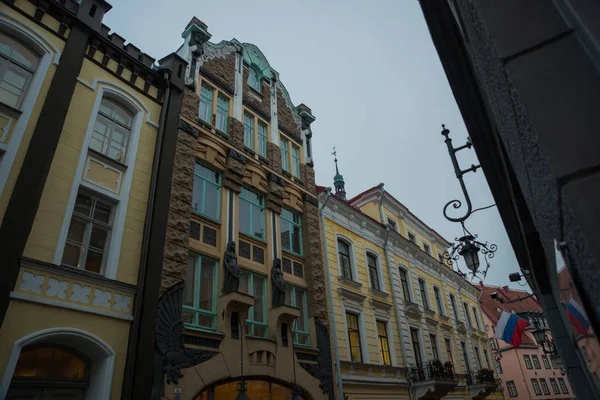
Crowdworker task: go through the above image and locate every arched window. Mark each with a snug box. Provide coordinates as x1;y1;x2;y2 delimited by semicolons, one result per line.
337;239;353;280
0;32;40;109
367;252;380;291
89;97;133;162
248;67;260;92
399;267;411;301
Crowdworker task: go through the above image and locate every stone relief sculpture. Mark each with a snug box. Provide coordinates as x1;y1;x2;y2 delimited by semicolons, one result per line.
271;258;285;308
222;241;240;294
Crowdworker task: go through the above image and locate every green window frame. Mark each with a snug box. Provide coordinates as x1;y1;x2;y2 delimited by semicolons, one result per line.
192;163;221;221
281;208;302;255
280;138;289;172
199;84;213;123
216;94;229;132
285;285;310;346
258;121;267;157
239;187;265;240
292;145;300;178
244;112;254;150
240;270;267;338
183;253;218;331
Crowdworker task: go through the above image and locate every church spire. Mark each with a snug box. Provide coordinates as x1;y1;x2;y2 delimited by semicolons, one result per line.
332;147;346;200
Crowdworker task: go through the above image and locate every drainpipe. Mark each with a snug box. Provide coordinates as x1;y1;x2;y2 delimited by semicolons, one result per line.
376;183;412;398
319;187;344;399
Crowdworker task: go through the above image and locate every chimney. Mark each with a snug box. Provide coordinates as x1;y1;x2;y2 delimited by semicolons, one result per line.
503;286;509;291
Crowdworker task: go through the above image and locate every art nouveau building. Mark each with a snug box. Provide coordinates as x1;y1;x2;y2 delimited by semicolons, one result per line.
125;17;334;400
0;0;185;398
318;174;502;399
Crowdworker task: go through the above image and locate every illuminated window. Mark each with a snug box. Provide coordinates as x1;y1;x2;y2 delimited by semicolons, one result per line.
13;346;89;379
346;313;363;362
377;321;391;365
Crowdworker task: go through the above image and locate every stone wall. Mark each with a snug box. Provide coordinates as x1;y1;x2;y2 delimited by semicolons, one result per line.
229;118;244;151
276;87;301;138
222;149;246;194
300;164;316;194
267;142;282;174
202;52;236;91
181;87;199;121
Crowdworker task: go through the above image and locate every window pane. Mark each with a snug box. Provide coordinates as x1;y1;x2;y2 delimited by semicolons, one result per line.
11;41;38;69
74;193;93;217
90;115;110;153
292;225;301;253
253;325;266;337
198;314;214;329
251;205;263;238
182;310;195;325
253;276;265;323
93;200;112;224
238;199;251;234
199;257;215;311
284;286;294;306
192;174;204;213
281;219;291;251
0;34;12;57
66;218;86;243
89;226;108;250
111;103;132;127
84;249;103;273
203;182;219;219
239;271;249;294
108;124;128;161
62;243;81;268
196;164;219;182
184;256;196;307
296;290;305;331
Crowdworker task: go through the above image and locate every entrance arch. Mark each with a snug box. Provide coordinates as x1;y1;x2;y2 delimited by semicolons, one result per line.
0;327;115;400
194;377;313;400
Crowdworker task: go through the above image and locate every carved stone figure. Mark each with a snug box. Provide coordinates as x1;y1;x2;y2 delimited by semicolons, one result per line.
222;241;240;294
271;258;285;308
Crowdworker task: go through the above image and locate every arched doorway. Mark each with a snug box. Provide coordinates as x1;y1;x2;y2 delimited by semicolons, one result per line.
195;379;312;400
7;345;90;399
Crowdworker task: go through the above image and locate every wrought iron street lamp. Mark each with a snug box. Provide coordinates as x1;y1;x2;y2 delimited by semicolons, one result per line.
531;318;559;358
440;125;498;279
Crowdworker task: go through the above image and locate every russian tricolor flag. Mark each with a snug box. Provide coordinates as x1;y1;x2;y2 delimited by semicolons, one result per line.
566;297;590;336
494;311;529;348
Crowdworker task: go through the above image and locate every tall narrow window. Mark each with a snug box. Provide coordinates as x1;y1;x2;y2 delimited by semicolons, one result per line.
540;378;550;395
216;94;229;132
281;208;302;255
387;218;397;232
248;67;260;92
183;254;218;330
434;287;444;315
523;354;533;369
542;355;551;369
581;345;591;361
507;381;518;397
474;346;482;370
463;302;472;327
346;313;362;362
199;84;213;123
0;33;39;108
411;328;422;366
192;163;221;221
450;294;459;321
531;379;542;395
377;321;391;365
423;243;431;255
472;307;481;330
445;338;454;365
243;112;254;149
430;334;440;361
240;270;267;338
367;253;381;291
419;279;429;309
90;98;133;162
285;286;309;346
461;342;471;374
257;121;267;157
292;145;301;178
550;378;560;394
62;192;113;274
338;240;353;280
483;349;490;368
408;232;416;243
399;268;411;301
280;138;289;172
239;187;264;239
532;354;541;369
558;378;568;394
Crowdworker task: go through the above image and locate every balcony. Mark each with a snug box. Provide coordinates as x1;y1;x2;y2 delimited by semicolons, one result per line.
467;369;499;399
408;361;459;400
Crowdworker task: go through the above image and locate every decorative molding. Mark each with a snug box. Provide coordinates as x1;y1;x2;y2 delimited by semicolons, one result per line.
83;155;124;195
227;149;246;164
298;317;334;399
405;301;422;320
268;172;285;187
179;119;200;138
338;276;362;290
338;287;366;309
303;193;318;207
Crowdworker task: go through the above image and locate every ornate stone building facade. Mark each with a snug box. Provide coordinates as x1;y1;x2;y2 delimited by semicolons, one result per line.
130;17;334;400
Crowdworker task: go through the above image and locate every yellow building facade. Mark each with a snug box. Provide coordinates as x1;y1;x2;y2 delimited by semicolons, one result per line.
319;180;503;399
0;0;186;398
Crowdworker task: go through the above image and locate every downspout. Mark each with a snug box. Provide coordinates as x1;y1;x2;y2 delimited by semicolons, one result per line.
121;68;171;399
376;183;412;399
319;187;344;399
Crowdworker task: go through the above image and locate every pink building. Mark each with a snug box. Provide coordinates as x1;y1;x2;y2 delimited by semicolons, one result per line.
479;284;575;399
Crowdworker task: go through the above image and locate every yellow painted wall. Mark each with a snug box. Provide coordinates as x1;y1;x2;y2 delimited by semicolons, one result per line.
0;300;130;399
0;6;66;223
323;220;403;367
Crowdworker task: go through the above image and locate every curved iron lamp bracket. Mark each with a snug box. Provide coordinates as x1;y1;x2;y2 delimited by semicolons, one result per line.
443;233;498;280
441;124;481;223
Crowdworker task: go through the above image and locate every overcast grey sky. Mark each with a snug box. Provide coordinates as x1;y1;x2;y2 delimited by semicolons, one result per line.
105;0;526;289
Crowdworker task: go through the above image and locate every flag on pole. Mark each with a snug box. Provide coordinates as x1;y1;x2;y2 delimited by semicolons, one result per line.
566;297;590;336
494;311;529;348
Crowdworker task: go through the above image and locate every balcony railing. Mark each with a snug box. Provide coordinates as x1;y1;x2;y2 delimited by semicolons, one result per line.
407;361;455;382
466;368;497;385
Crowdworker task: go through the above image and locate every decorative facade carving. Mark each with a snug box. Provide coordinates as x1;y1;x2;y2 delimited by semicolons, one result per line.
299;317;334;399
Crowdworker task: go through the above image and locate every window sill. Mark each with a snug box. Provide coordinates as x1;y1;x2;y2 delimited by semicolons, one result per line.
198;118;213;131
370;288;389;299
282;249;304;260
338;276;362;289
282;170;292;179
215;128;229;140
293;176;304;185
191;209;221;226
243;146;256;157
0;101;23;116
183;323;218;334
424;307;435;316
248;85;263;97
88;147;128;169
258;155;270;165
239;231;267;245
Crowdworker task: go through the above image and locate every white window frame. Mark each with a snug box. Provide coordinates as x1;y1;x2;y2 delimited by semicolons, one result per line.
398;265;414;302
371;314;398;367
54;84;145;280
335;234;359;283
416;276;431;310
433;286;445;315
342;303;369;363
409;325;426;366
0;15;59;197
364;248;384;292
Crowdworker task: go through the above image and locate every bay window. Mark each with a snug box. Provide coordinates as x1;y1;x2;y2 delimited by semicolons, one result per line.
239;187;265;239
281;208;302;255
183;253;218;330
192;163;221;220
285;285;309;346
